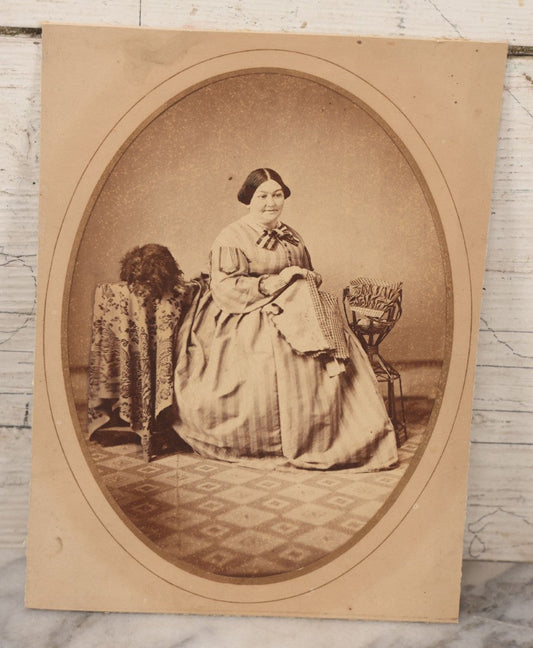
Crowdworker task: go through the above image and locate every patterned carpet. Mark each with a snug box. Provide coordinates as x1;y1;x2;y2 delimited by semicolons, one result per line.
86;397;432;579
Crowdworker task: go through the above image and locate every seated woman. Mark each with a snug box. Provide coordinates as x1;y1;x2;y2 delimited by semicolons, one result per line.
173;168;398;470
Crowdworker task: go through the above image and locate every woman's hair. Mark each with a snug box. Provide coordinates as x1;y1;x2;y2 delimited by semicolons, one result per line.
237;168;291;205
120;243;185;303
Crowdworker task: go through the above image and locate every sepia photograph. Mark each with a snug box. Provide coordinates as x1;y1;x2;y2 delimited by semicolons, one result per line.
66;70;449;579
25;26;507;621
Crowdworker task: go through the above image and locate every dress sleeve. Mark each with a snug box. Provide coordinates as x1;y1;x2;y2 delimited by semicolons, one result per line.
210;246;276;314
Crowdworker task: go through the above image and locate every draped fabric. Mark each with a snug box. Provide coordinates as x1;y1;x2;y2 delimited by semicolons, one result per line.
87;282;183;437
267;275;350;363
173;217;398;470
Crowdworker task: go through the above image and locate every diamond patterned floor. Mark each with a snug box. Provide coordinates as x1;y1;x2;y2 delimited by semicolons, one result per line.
87;399;431;578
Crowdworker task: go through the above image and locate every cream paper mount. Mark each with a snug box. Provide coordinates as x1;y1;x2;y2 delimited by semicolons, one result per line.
26;24;507;622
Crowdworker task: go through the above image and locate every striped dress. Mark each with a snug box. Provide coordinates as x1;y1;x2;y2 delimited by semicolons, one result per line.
173;217;398;470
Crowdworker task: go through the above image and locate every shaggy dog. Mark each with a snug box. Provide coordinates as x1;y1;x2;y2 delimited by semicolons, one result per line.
119;243;186;304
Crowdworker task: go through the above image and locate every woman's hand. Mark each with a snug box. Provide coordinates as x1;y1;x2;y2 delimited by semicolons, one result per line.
259;266;322;296
258;274;286;295
279;266;322;286
310;271;322;287
259;268;303;296
279;266;311;283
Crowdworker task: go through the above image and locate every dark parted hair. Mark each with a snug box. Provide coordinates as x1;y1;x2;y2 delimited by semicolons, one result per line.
237;168;291;205
120;243;185;303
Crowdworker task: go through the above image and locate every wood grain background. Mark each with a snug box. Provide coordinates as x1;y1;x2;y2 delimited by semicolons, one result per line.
1;0;532;562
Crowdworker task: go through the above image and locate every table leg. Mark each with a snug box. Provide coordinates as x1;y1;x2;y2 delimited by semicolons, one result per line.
140;432;152;463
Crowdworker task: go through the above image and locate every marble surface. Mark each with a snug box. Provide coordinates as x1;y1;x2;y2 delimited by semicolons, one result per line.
1;550;531;647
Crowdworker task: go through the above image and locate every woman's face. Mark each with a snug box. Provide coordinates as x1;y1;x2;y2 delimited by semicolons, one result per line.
248;179;285;227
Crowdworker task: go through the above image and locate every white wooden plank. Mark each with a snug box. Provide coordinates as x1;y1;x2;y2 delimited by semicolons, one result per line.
486;208;533;275
470;410;531;445
0;259;36;349
480;271;533;333
0;427;31;547
1;1;140;28
0;316;36;354
0;351;34;393
0;36;40;259
476;330;533;369
140;0;533;45
488;59;533;275
473;365;533;413
464;442;533;561
0;36;39;430
0;395;32;430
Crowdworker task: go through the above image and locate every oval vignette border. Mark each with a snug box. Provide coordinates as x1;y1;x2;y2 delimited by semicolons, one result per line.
43;48;471;605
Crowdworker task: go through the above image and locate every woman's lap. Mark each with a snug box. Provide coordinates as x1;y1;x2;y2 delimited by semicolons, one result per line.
174;293;397;470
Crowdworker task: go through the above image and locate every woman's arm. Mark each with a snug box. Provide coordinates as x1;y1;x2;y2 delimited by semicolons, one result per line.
210;246;317;314
210;246;281;314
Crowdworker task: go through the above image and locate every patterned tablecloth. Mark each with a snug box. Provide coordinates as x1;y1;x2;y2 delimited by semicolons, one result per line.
87;282;184;442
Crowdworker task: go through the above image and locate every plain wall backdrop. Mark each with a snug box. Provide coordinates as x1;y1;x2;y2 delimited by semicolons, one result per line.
67;72;448;372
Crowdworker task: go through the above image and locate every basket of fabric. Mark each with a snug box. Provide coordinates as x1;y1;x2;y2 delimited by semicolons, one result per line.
346;277;403;332
343;277;403;349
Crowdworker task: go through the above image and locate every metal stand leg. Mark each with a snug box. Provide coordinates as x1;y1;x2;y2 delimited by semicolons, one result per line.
369;353;408;446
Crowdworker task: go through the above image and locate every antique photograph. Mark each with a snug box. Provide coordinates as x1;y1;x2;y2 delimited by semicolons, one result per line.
66;70;449;579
